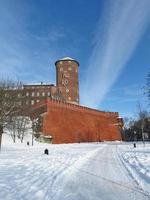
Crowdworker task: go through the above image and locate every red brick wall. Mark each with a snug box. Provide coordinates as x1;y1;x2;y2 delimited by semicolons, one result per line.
42;99;122;144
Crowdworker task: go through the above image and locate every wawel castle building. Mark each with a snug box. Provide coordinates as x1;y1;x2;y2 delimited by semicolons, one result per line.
19;57;123;144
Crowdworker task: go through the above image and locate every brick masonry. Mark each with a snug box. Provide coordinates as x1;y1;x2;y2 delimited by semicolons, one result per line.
42;99;122;144
55;59;79;104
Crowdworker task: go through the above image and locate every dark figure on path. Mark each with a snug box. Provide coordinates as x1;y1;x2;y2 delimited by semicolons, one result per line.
44;149;49;155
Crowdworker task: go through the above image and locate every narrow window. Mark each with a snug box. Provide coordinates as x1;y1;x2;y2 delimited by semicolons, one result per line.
26;92;29;97
31;100;34;105
31;92;34;97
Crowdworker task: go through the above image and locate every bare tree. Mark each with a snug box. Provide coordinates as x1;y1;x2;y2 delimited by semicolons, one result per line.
6;116;31;143
17;117;31;143
146;69;150;105
123;117;130;129
124;103;149;141
0;79;24;150
5;117;18;143
31;116;43;145
136;103;149;144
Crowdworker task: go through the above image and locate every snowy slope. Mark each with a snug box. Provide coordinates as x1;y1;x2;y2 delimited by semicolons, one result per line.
0;134;150;200
118;142;150;197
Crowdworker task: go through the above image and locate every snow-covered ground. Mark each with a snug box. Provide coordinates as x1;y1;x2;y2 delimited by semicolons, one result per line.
0;134;150;200
118;142;150;197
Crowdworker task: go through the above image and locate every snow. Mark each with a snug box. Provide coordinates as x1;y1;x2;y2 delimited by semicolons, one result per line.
59;57;75;61
24;83;51;86
118;142;150;196
0;134;150;200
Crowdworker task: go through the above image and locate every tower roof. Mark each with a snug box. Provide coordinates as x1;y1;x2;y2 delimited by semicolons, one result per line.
60;57;74;61
55;57;79;66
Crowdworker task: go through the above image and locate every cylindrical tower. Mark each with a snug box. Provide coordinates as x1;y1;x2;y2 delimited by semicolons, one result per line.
55;57;79;104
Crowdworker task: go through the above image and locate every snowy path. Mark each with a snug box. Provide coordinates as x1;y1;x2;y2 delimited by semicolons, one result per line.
0;141;149;200
53;144;149;200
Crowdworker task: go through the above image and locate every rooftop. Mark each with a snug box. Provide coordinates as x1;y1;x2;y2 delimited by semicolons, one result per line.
55;57;79;66
60;57;75;61
24;83;55;87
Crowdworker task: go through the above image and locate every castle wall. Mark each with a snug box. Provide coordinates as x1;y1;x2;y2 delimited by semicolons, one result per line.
42;99;122;144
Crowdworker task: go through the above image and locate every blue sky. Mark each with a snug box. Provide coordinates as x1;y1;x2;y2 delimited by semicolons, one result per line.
0;0;150;118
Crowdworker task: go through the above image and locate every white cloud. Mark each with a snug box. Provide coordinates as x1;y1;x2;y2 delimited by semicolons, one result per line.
80;0;150;108
0;2;67;84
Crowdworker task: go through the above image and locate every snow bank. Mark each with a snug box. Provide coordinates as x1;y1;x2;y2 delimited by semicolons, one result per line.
1;135;149;200
118;143;150;196
0;133;104;200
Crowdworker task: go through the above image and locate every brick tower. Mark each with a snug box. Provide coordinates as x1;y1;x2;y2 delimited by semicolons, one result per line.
55;57;79;104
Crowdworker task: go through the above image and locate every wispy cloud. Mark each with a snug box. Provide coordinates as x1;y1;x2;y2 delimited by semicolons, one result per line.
106;84;146;103
0;1;67;84
80;0;150;108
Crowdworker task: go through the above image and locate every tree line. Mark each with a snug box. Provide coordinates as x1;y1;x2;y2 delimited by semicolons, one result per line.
123;110;150;141
123;70;150;141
